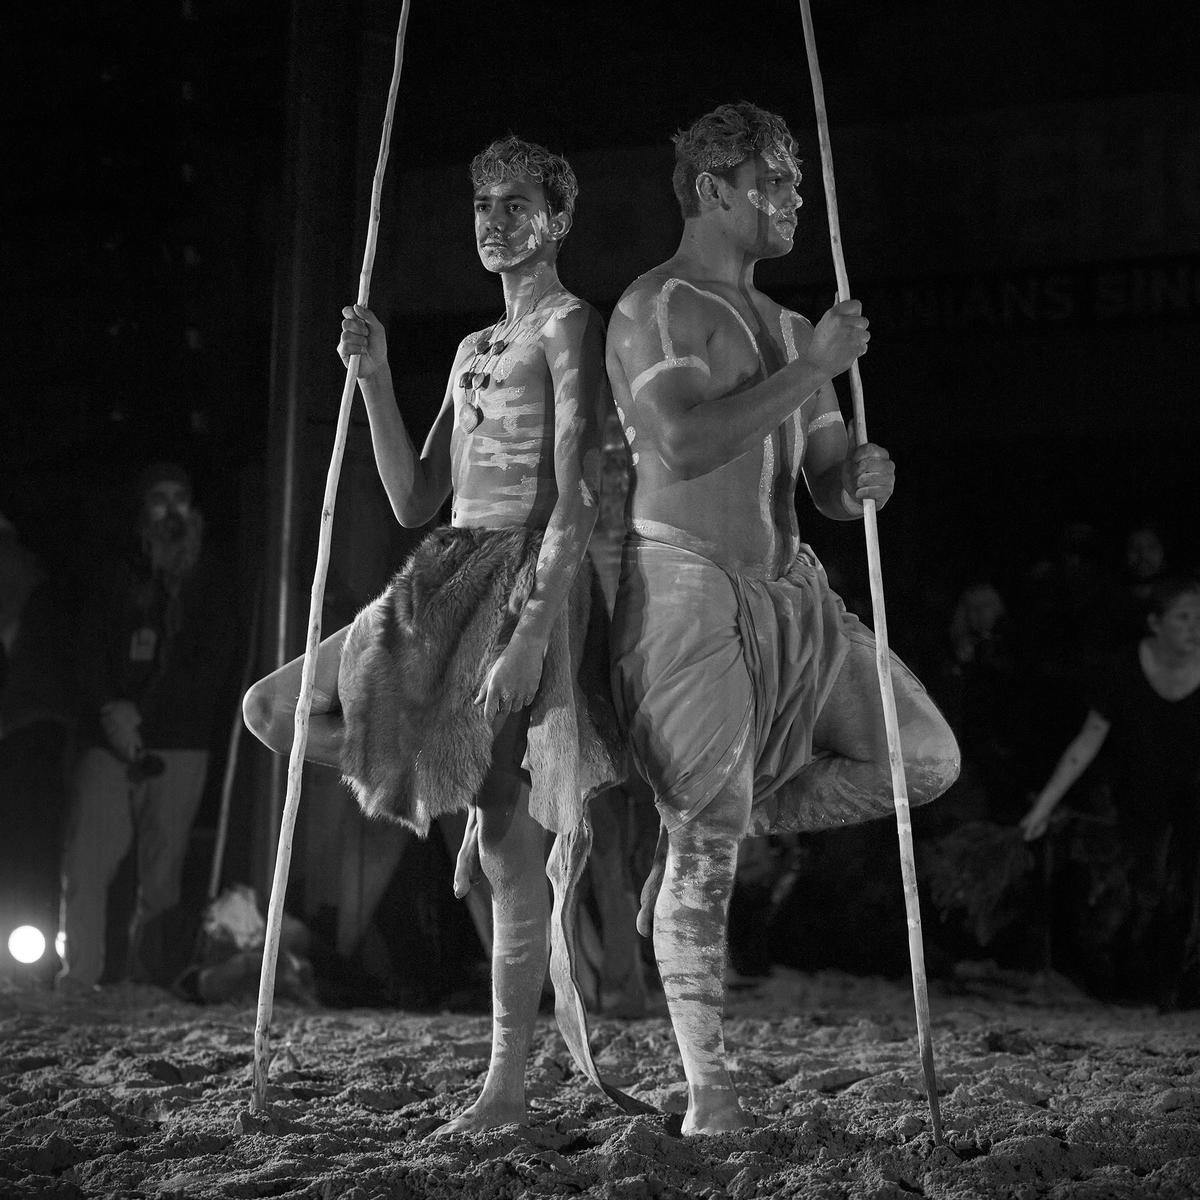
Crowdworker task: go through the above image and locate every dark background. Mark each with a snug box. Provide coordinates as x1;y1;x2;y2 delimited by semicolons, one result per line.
2;1;1198;975
5;1;1197;560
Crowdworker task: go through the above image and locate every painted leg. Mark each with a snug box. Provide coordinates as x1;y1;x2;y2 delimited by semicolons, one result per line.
654;762;753;1136
241;626;350;768
436;766;547;1134
764;637;961;833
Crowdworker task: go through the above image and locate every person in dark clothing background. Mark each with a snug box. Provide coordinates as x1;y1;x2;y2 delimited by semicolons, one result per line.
57;463;236;990
1112;522;1170;648
1021;575;1200;1007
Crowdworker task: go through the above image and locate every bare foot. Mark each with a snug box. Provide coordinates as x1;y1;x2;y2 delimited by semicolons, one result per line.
432;1101;527;1137
682;1097;754;1136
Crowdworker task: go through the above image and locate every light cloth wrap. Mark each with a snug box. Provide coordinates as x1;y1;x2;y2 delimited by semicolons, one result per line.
612;529;878;836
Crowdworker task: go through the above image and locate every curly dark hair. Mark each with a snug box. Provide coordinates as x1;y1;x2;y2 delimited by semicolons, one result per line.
671;102;798;218
470;135;579;219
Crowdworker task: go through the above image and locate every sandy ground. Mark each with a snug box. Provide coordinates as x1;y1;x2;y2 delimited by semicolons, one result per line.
1;964;1198;1199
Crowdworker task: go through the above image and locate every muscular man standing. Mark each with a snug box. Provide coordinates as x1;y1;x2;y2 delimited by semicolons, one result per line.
244;136;617;1132
607;103;960;1135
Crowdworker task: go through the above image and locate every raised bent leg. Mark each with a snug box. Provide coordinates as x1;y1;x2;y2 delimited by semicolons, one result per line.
654;755;753;1136
241;625;350;768
436;744;548;1134
772;636;960;832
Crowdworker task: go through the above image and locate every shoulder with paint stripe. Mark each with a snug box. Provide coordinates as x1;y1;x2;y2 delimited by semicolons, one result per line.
612;268;676;321
779;306;814;331
616;272;737;336
775;305;816;364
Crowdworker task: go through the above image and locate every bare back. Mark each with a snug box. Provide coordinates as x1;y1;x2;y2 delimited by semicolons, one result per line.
607;267;844;578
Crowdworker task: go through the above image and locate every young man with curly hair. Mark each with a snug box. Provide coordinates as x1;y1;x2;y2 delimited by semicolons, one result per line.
244;136;623;1133
607;102;961;1134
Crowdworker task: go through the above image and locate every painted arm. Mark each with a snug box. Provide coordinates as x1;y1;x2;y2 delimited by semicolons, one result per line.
474;305;606;723
1019;709;1111;840
610;284;868;478
801;384;896;521
339;304;454;527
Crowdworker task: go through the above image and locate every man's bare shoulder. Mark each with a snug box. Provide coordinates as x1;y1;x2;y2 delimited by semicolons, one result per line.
541;292;597;332
611;267;716;334
456;324;493;356
538;294;605;360
778;305;815;350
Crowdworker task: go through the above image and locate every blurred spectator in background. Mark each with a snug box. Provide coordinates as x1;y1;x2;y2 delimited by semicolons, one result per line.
1019;521;1124;773
57;462;236;991
935;580;1029;822
948;582;1011;671
1020;575;1200;1008
1112;522;1170;647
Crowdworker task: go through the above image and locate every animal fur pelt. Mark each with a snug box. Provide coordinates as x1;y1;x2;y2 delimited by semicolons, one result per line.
337;525;622;837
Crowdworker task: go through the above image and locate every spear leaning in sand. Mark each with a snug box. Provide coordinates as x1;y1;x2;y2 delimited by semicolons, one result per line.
251;0;413;1114
797;0;945;1146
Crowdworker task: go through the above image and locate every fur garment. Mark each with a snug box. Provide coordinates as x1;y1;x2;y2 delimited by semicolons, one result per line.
337;526;622;836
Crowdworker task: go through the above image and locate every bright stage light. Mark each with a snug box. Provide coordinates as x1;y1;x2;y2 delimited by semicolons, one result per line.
7;925;47;965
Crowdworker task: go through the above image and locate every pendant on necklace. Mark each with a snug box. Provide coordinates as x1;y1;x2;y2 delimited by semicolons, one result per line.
459;400;484;432
456;321;516;432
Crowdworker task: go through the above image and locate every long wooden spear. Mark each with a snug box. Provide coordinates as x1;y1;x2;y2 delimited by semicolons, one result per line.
251;0;414;1114
797;0;945;1146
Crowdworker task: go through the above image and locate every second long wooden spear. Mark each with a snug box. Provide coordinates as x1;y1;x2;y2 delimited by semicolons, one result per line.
796;0;945;1146
250;0;414;1115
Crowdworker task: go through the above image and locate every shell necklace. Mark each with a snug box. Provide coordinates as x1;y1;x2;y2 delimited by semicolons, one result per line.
457;281;559;433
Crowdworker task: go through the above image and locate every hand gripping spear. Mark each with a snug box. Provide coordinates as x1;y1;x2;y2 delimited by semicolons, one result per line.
251;0;413;1114
797;0;945;1146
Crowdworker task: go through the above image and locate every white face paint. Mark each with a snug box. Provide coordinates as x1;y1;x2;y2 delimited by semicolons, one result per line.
475;177;556;271
746;143;802;243
763;140;799;180
747;189;777;216
479;212;545;268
